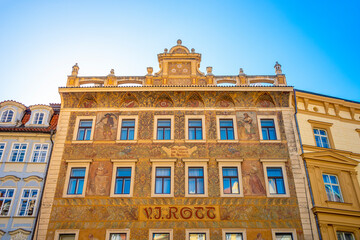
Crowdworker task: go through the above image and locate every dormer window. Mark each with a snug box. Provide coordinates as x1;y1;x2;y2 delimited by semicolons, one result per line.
33;113;44;125
0;110;14;123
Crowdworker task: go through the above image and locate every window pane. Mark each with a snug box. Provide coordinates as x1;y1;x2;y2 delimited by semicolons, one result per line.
223;178;231;194
330;175;338;184
268;178;277;194
156;168;171;177
120;129;128;140
323;174;330;183
85;129;91;140
128;129;134;140
231;178;240;194
261;119;275;127
157;129;163;140
276;179;285;194
155;178;163;194
79;120;92;127
189;129;195;140
197;178;204;194
115;179;124;194
262;129;269;140
189;178;196;194
227;129;234;140
123;179;131;194
117;168;131;177
269;128;277;140
153;233;170;240
225;233;243;240
189;233;206;240
220;129;227;140
68;179;77;194
59;234;76;240
189;120;202;127
110;233;127;240
163;178;171;194
220;120;233;127
275;233;293;240
158;120;171;127
196;129;202;140
164;129;171;140
223;168;238;177
189;168;203;177
122;120;134;127
77;180;84;194
267;168;283;177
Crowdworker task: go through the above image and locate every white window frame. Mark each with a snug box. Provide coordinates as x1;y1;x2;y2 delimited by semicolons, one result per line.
0;142;6;162
216;159;244;197
30;143;49;163
149;229;173;240
222;229;247;240
322;173;344;202
261;159;290;197
106;229;130;240
0;188;15;216
216;115;238;142
16;188;39;216
8;142;28;162
271;229;297;240
32;112;45;125
257;115;281;142
184;159;209;197
72;116;96;142
185;115;206;142
0;108;15;123
313;128;330;148
63;160;91;198
54;229;80;240
185;229;210;240
153;115;175;143
150;159;176;197
110;159;137;197
117;115;139;142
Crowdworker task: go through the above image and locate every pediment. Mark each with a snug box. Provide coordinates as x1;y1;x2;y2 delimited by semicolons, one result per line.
302;150;359;166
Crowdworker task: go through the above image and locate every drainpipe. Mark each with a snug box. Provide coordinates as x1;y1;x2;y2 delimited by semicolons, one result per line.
31;129;55;240
293;89;322;240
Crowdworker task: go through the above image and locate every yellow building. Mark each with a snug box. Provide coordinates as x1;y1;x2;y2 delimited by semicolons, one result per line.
36;40;314;240
295;90;360;240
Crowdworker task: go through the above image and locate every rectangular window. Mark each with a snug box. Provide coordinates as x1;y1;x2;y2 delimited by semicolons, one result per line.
222;167;240;194
220;119;235;140
115;167;132;194
59;234;76;240
0;143;5;161
275;233;293;240
157;119;171;140
314;128;330;148
225;233;243;240
323;173;343;202
9;143;27;162
109;233;127;240
31;143;49;162
18;189;38;216
152;233;170;240
0;188;14;216
155;167;171;194
67;168;86;195
337;231;355;240
189;233;206;240
120;120;135;140
267;167;286;195
188;167;204;194
189;119;203;140
77;120;93;140
261;119;277;140
33;112;44;124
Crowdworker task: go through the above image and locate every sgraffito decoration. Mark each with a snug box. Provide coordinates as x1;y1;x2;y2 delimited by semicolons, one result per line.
242;160;266;196
216;94;235;108
256;92;276;107
87;161;112;196
237;111;259;140
78;93;97;108
186;92;205;108
120;93;139;108
155;93;174;107
94;112;118;141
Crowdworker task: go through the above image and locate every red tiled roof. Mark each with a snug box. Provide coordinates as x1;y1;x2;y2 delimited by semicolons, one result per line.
0;106;59;134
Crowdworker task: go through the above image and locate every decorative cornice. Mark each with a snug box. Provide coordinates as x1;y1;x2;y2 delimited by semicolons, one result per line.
23;175;43;183
0;175;21;182
307;119;333;127
8;228;31;236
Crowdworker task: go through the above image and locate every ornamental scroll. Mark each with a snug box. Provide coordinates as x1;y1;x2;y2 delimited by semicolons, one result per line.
139;206;220;221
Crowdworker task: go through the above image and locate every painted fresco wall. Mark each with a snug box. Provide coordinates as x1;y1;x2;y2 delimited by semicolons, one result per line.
46;90;304;240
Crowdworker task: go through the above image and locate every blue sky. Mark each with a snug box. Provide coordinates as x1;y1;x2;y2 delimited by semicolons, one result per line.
0;0;359;105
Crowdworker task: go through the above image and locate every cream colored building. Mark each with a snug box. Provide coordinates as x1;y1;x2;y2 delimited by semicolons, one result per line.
295;90;360;240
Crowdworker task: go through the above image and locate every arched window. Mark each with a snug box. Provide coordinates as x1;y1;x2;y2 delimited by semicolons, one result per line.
0;110;14;123
33;112;44;124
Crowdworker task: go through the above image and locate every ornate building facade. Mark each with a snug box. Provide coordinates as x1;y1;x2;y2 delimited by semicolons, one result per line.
37;40;313;240
0;101;59;240
294;90;360;240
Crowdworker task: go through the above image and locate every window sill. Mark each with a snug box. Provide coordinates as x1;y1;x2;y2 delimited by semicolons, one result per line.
151;194;174;198
62;195;85;198
153;140;175;143
325;200;352;206
115;140;138;143
220;194;244;198
185;140;207;143
267;193;290;198
185;194;208;197
260;140;281;143
110;194;133;198
216;140;238;143
71;140;93;144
